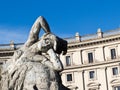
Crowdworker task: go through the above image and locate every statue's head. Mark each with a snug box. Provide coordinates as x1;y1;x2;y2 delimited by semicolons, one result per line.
38;33;67;55
54;35;68;55
35;16;67;55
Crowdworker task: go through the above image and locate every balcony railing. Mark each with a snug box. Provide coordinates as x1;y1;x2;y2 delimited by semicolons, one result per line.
65;28;120;43
81;34;98;41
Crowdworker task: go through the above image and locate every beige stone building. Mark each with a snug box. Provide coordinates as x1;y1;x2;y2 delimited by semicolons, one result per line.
60;28;120;90
1;28;120;90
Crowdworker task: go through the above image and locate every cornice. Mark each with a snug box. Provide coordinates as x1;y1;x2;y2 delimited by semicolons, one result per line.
61;59;120;73
68;34;120;49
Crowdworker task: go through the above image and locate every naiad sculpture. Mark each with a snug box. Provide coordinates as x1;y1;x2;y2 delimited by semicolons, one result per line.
2;16;69;90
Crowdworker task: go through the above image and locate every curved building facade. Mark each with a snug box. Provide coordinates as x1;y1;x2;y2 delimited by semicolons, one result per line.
60;28;120;90
1;28;120;90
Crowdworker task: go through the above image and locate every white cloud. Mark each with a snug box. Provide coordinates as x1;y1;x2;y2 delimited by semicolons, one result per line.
0;25;72;44
0;26;29;44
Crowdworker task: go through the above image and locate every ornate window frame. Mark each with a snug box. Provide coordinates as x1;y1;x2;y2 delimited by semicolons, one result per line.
87;82;101;90
111;79;120;90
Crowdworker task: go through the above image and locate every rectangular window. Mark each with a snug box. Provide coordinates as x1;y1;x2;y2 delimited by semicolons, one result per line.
89;71;95;79
114;86;120;90
88;52;93;63
112;67;118;75
66;74;72;81
66;56;71;66
111;49;116;59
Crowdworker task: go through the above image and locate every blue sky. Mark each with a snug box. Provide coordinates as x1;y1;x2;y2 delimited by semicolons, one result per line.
0;0;120;44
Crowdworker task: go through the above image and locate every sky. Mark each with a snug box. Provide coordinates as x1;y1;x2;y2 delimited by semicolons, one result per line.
0;0;120;44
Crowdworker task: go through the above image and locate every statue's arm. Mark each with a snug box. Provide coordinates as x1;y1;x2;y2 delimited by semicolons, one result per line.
46;48;63;71
25;16;51;47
